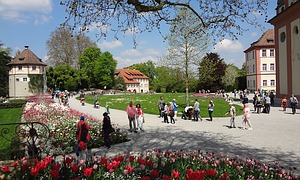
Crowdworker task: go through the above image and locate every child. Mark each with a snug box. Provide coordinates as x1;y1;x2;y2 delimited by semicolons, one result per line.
281;97;287;111
242;104;253;130
225;103;236;128
81;97;85;106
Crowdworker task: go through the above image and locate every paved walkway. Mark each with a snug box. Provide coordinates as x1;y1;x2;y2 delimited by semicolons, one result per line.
67;95;300;173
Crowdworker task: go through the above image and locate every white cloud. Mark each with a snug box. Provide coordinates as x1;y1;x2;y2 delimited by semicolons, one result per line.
97;40;123;49
114;55;159;69
0;0;52;23
81;22;109;32
144;48;161;56
251;32;258;37
214;39;243;53
120;49;142;56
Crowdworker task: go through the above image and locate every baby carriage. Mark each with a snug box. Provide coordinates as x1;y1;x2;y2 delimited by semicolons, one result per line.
182;106;193;120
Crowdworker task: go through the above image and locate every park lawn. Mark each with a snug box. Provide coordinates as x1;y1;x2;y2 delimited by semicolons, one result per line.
0;108;23;152
81;93;243;118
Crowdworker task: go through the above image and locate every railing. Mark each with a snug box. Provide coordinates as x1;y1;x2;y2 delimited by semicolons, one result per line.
0;121;50;160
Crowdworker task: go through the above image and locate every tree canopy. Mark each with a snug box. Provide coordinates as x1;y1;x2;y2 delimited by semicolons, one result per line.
0;44;11;97
46;27;96;68
79;47;117;89
198;52;227;92
60;0;268;44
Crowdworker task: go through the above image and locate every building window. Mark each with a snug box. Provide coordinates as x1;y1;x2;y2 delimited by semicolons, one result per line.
262;50;267;57
23;78;27;81
263;80;267;86
253;80;255;87
294;25;299;34
271;80;275;86
262;64;267;71
247;80;250;87
18;66;22;70
32;66;36;70
270;63;275;71
252;65;255;73
280;32;286;42
270;49;274;57
252;51;255;59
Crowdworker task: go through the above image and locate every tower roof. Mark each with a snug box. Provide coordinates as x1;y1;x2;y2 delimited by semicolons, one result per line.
7;46;46;66
244;29;274;52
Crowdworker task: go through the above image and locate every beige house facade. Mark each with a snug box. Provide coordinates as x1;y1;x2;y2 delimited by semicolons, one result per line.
7;46;47;98
244;29;276;93
115;69;149;93
269;0;300;99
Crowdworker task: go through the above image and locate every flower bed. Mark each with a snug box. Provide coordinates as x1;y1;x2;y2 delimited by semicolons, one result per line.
22;94;129;156
1;149;298;179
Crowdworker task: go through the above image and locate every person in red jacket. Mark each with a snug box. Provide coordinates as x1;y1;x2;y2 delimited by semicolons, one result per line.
76;116;90;159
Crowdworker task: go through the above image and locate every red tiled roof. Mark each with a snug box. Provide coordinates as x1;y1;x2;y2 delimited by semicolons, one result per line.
244;29;274;52
7;46;47;66
115;69;148;84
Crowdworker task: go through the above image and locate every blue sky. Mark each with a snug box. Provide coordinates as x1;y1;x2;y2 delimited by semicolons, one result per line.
0;0;276;69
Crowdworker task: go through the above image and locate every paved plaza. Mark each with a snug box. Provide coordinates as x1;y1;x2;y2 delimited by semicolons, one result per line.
68;95;300;173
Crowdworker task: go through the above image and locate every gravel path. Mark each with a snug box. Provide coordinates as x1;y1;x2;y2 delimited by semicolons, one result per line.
67;94;300;173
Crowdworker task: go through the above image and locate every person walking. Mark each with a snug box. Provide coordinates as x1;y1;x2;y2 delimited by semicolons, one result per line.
158;96;164;118
76;116;90;160
102;112;113;149
163;102;169;123
281;96;288;111
193;99;202;121
256;94;262;114
242;104;253;130
169;102;175;124
126;101;137;133
265;94;271;114
290;94;298;114
136;104;145;131
270;91;275;106
172;99;179;120
208;100;214;121
225;102;236;128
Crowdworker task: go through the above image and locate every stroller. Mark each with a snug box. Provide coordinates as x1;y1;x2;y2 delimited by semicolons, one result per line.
182;106;193;120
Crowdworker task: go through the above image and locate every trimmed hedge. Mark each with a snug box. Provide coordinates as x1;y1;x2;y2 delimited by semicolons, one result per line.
0;99;27;109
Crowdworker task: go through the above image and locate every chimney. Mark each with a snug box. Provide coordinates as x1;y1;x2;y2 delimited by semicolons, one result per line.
24;45;29;49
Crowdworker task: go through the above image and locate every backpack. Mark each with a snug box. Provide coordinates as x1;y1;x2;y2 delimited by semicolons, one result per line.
80;123;88;142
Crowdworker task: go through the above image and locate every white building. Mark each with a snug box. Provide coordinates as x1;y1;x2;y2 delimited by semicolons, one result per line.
244;29;276;93
115;69;149;93
7;46;47;98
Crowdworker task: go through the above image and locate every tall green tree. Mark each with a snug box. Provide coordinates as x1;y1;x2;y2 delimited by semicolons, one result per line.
198;52;227;92
126;61;156;85
46;64;79;91
46;27;96;68
0;44;11;97
162;7;209;105
222;64;239;92
79;47;117;89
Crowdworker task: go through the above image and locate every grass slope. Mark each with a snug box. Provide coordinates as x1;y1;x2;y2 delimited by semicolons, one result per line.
81;93;243;118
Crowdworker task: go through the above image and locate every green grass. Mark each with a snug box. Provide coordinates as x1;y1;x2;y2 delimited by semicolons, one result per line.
81;93;243;118
0;108;23;158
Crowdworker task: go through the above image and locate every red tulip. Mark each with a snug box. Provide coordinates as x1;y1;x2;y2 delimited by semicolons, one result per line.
50;169;60;179
172;170;180;178
83;167;93;177
150;169;160;178
30;166;39;177
1;165;9;173
71;164;79;172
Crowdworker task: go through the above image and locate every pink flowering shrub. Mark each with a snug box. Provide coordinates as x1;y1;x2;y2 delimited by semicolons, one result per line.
1;149;298;179
22;94;129;156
